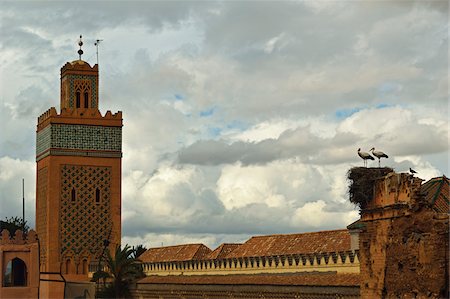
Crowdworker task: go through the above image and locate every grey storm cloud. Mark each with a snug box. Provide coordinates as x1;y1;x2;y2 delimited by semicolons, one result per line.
1;1;211;35
177;126;325;166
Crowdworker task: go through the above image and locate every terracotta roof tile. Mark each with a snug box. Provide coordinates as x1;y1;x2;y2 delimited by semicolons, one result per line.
207;243;241;260
138;273;360;287
422;176;449;213
140;244;212;263
226;229;351;258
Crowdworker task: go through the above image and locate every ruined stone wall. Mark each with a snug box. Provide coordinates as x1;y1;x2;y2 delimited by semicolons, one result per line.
360;210;448;298
358;172;449;298
384;210;448;298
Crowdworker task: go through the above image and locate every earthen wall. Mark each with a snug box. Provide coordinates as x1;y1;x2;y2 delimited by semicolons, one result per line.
359;172;449;298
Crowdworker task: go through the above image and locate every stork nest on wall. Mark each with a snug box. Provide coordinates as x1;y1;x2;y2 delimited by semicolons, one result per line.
347;167;394;209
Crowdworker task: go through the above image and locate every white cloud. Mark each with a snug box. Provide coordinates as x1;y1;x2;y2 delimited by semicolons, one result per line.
292;200;359;229
0;1;447;249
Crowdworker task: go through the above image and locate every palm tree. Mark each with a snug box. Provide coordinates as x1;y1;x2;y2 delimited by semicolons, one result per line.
132;245;147;259
96;244;145;298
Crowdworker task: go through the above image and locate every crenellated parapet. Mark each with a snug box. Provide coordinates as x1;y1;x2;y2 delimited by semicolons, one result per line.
37;107;122;131
142;250;360;276
362;172;424;221
0;229;38;245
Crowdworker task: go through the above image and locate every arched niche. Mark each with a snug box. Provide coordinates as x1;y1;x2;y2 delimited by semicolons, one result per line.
3;257;27;287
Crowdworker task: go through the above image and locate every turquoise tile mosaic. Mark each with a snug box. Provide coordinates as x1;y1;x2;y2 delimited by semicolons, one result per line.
36;124;122;157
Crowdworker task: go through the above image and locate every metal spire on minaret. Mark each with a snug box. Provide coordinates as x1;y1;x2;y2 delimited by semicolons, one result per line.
77;35;84;60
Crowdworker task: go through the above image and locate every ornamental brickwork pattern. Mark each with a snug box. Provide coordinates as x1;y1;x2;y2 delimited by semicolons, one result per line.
36;124;122;157
67;74;98;108
60;165;112;259
37;167;48;264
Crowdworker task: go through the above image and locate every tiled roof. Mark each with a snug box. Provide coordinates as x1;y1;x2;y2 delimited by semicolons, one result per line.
140;244;212;263
422;176;449;213
226;229;351;258
207;243;241;260
346;219;365;230
138;273;360;287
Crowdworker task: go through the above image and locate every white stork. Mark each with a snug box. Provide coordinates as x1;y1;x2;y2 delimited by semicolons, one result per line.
358;148;375;167
370;148;389;167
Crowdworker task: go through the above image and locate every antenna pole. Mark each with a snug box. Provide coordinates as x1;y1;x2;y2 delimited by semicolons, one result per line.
22;178;25;231
94;39;103;65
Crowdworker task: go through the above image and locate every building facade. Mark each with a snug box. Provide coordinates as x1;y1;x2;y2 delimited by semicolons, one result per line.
139;230;360;277
35;56;123;282
0;230;39;299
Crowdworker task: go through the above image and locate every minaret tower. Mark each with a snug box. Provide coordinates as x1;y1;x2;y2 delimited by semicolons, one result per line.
36;36;122;279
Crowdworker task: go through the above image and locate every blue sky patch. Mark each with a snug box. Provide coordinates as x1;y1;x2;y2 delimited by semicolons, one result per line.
208;127;222;137
174;94;184;100
335;107;361;119
226;120;248;131
376;103;391;109
200;107;215;117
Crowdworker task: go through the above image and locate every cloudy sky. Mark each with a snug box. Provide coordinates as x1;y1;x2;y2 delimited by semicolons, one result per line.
0;1;448;249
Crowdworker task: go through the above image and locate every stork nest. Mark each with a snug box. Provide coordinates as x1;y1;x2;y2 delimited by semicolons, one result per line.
347;167;394;209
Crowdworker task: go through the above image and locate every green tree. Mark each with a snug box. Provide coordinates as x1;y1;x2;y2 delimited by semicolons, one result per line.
96;244;145;298
0;217;29;235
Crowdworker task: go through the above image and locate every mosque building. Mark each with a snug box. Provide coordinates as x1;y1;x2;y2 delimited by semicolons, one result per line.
35;37;122;282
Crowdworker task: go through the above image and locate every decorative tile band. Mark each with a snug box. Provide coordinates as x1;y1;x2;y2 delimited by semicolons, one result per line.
36;124;122;158
36;150;122;162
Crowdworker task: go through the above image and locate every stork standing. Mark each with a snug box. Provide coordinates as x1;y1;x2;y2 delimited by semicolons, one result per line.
370;148;389;167
358;148;375;167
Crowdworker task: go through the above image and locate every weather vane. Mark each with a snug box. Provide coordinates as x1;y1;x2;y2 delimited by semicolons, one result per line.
78;35;83;60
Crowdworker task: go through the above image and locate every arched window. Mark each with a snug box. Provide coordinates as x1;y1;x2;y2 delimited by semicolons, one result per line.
3;258;27;287
84;92;89;108
95;188;100;203
82;259;88;275
71;188;76;202
65;259;71;274
76;92;81;108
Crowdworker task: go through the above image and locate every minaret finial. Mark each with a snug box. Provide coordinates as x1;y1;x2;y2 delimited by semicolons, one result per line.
77;35;84;60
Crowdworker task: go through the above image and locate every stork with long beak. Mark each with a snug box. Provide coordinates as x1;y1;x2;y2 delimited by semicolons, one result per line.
370;148;389;167
358;148;375;167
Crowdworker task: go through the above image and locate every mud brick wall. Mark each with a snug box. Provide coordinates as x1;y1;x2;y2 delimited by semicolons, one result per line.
359;172;449;298
360;210;448;298
385;210;448;298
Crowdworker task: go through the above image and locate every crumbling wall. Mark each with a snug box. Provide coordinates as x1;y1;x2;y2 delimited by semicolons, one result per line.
384;210;448;298
350;170;449;298
347;167;394;209
359;210;448;298
359;218;389;298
